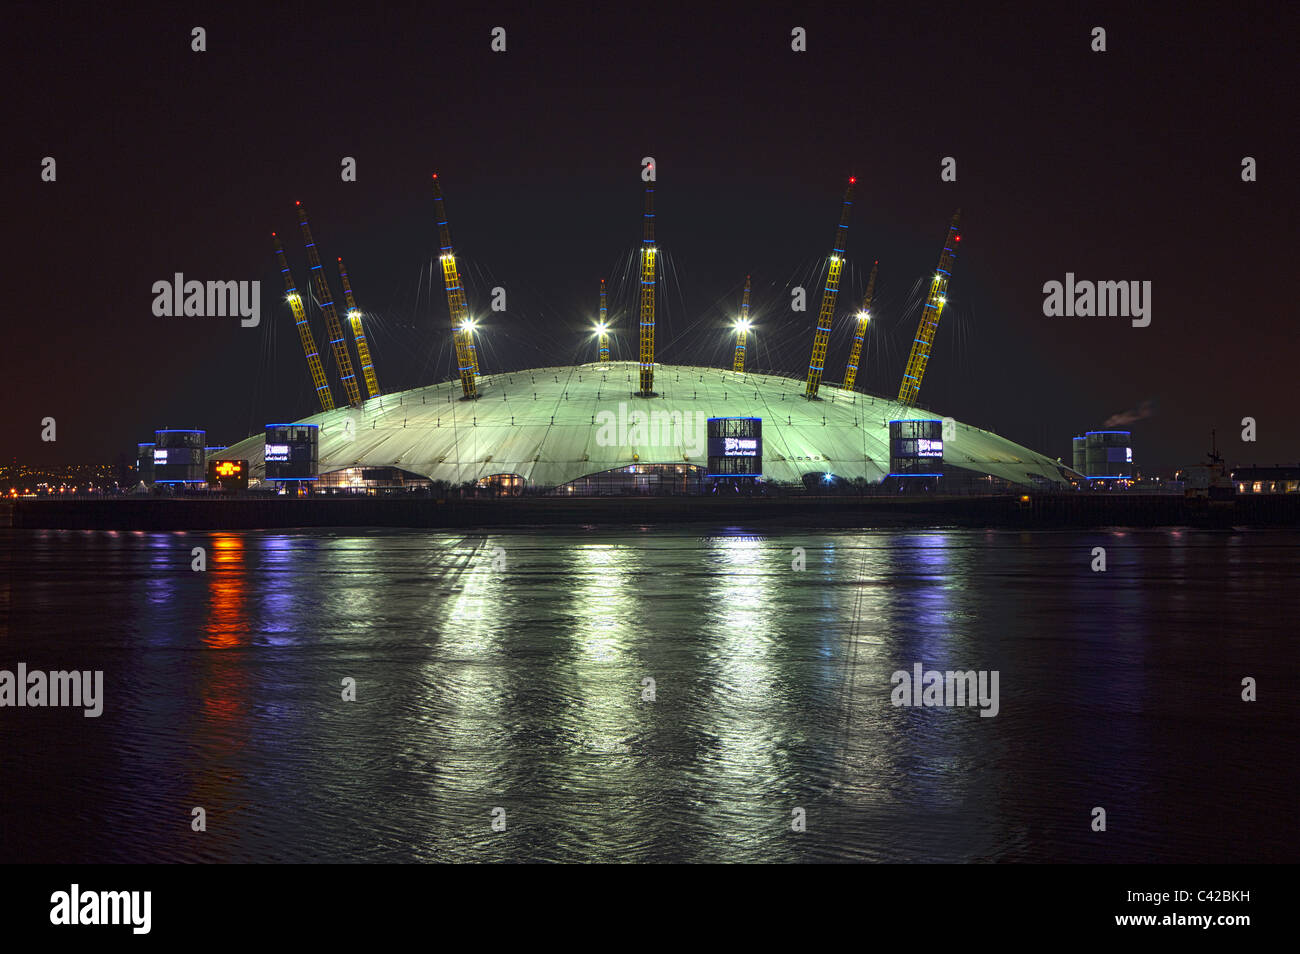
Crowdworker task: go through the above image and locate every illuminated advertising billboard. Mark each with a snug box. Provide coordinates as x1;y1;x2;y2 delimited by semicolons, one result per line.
889;420;944;477
153;428;206;483
264;424;318;480
707;418;762;477
1084;430;1133;478
207;459;249;490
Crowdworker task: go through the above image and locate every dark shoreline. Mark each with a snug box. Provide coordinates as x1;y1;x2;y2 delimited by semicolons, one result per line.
5;494;1296;531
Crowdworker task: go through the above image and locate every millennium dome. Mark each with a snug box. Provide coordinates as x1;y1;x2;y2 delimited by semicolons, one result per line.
217;361;1071;490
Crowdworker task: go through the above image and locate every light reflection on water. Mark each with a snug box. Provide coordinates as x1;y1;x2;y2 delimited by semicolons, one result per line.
1;527;1296;863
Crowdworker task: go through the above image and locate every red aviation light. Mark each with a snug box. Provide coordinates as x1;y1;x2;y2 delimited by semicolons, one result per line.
954;234;961;241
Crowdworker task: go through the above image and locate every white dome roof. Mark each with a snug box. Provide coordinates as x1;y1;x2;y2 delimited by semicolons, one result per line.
218;362;1069;488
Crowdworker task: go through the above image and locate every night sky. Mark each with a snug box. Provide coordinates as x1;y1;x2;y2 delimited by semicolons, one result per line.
7;3;1293;471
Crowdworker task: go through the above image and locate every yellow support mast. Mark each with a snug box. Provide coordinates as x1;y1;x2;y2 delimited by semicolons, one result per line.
296;201;362;406
431;174;478;399
732;275;751;372
336;256;381;399
841;260;877;393
637;184;657;395
805;176;856;399
898;212;961;406
272;233;334;412
597;279;610;362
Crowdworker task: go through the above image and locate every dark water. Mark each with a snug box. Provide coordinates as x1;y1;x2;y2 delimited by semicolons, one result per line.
1;526;1296;863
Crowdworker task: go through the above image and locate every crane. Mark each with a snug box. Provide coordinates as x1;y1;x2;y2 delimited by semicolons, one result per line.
897;212;961;406
733;275;752;372
804;177;856;398
296;201;362;406
637;184;657;395
841;260;877;393
431;175;479;399
597;279;610;362
335;256;381;400
272;233;334;412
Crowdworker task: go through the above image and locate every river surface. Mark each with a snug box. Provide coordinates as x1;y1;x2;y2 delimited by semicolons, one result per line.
1;526;1295;862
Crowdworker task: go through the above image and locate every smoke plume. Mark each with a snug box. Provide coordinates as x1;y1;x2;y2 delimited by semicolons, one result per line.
1103;400;1155;427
